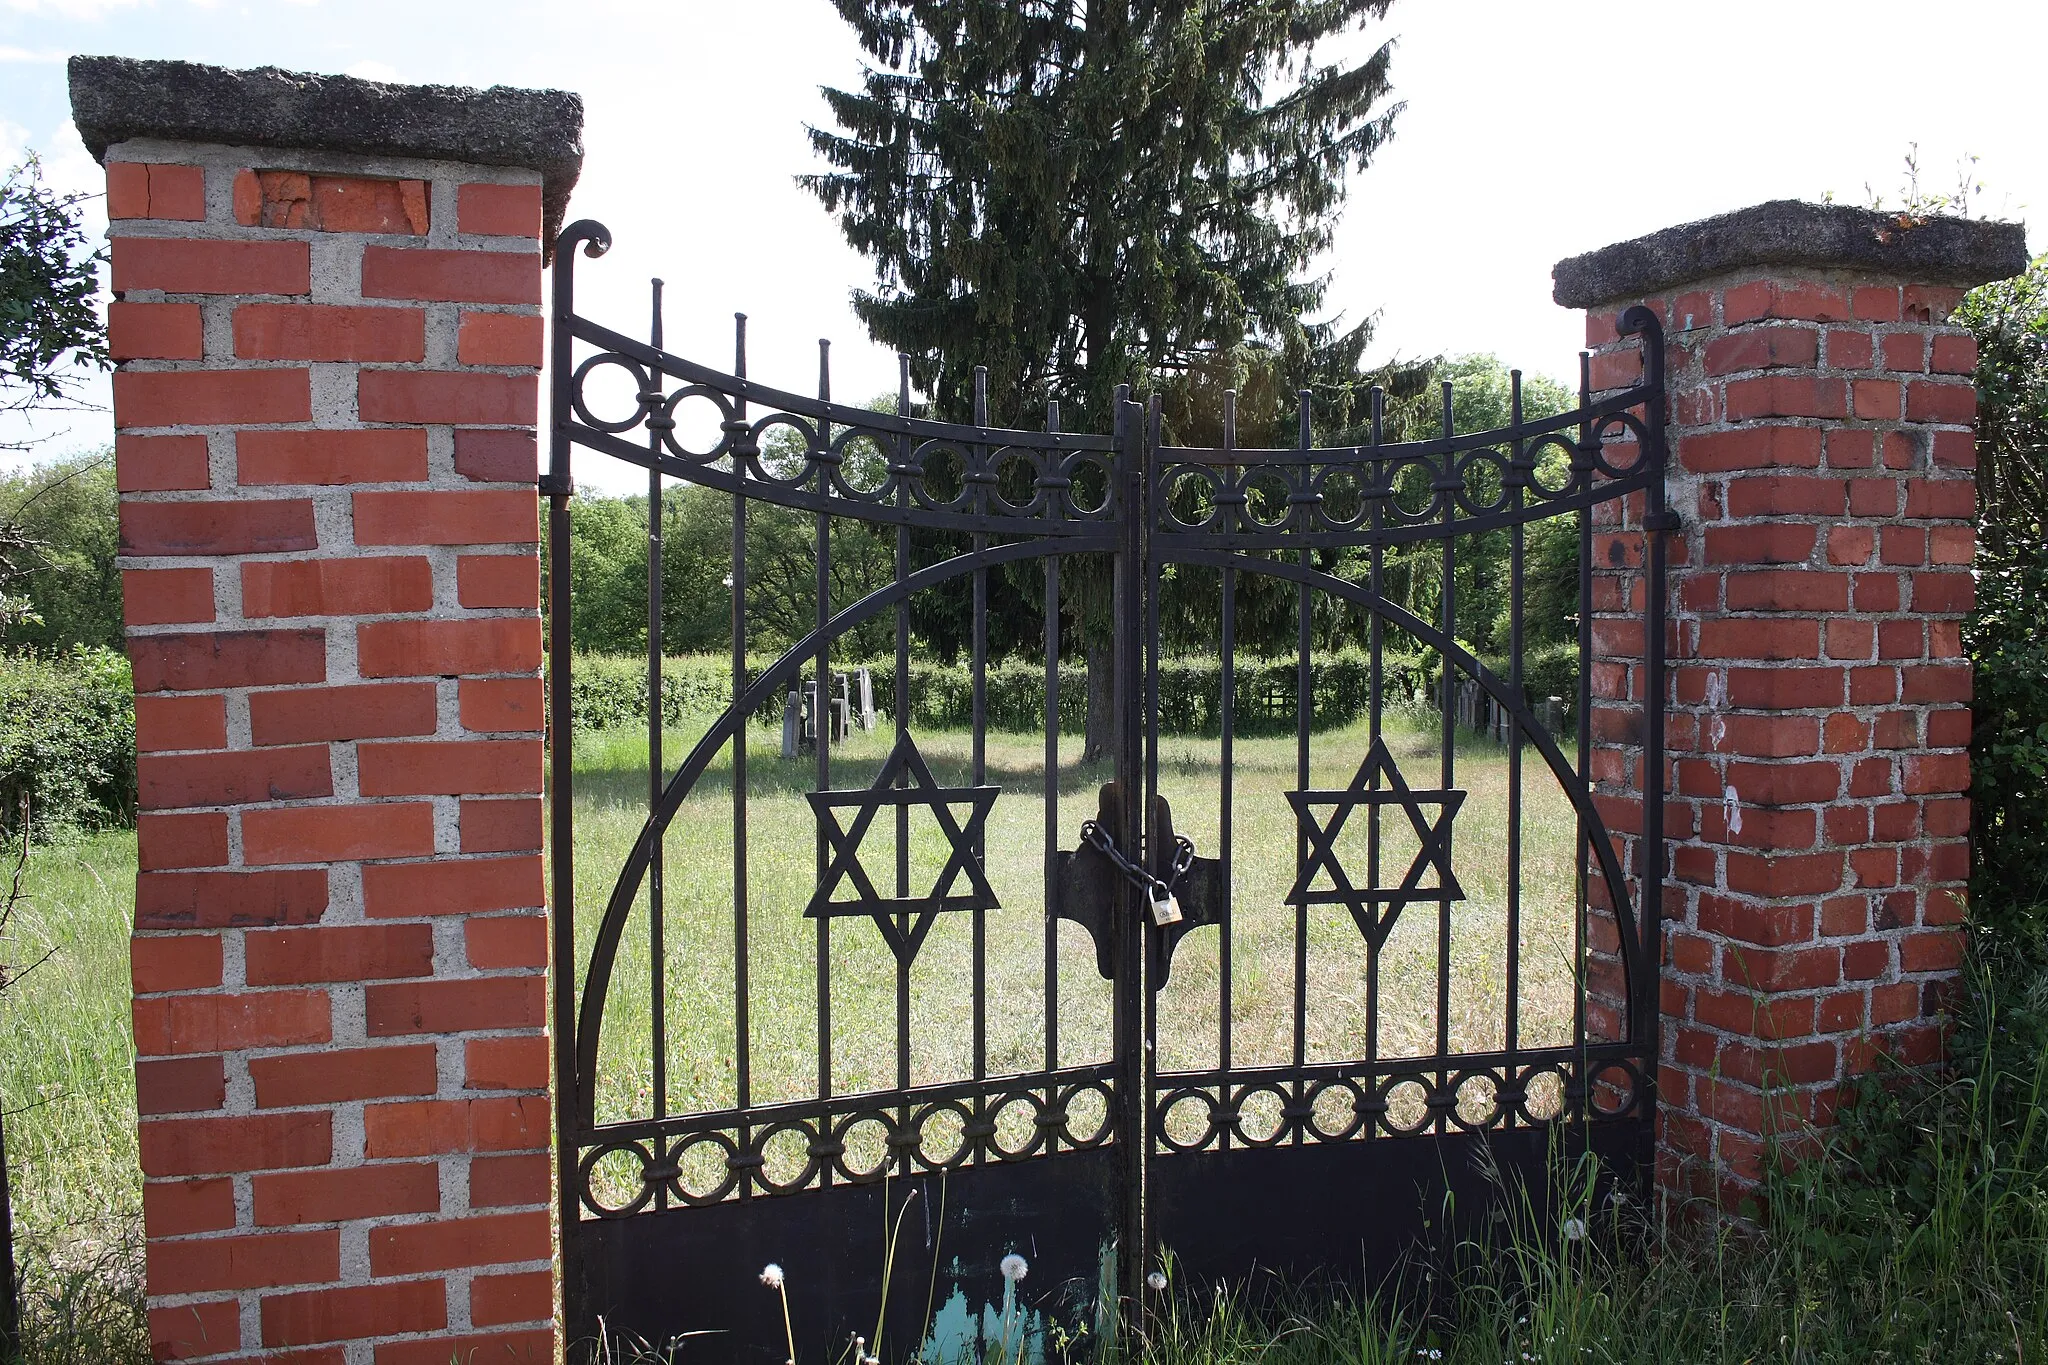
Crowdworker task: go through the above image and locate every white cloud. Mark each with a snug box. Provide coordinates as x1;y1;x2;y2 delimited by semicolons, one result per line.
344;59;398;82
0;44;66;60
1;0;146;18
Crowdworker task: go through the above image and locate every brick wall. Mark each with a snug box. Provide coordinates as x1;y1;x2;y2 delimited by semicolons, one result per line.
1582;272;1979;1207
110;140;554;1363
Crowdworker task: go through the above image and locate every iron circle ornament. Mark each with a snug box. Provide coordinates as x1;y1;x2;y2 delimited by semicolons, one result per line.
986;1089;1054;1161
1448;1070;1504;1131
569;352;656;435
1376;1076;1435;1136
651;383;740;462
989;449;1050;516
746;413;822;484
910;438;975;512
1230;1082;1293;1146
1589;410;1654;479
1155;1087;1223;1153
1311;466;1369;530
826;1110;899;1183
751;1121;824;1195
1164;465;1225;532
665;1131;745;1206
1453;447;1513;516
1055;1080;1115;1148
1305;1076;1368;1142
911;1100;975;1170
578;1139;659;1219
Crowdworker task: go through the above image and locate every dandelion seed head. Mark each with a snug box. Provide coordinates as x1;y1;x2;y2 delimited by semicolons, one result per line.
1000;1253;1029;1282
1561;1217;1587;1241
759;1263;785;1288
1146;1270;1168;1291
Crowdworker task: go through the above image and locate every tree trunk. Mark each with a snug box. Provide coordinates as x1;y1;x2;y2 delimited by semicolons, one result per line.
1083;639;1115;764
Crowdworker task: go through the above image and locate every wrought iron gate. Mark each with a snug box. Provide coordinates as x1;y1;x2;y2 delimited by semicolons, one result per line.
547;220;1669;1361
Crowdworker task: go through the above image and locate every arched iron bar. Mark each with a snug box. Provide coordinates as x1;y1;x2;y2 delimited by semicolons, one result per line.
564;418;1105;537
1162;547;1650;1016
1153;380;1657;468
1151;410;1658;547
572;534;1116;1125
559;311;1114;456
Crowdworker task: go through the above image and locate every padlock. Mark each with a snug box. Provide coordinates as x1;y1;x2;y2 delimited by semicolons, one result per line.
1148;881;1183;927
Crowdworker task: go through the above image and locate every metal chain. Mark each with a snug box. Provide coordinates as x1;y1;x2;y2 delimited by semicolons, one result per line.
1079;820;1195;902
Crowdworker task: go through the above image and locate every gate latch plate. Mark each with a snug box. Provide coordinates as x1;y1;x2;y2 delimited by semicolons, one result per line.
1055;782;1224;990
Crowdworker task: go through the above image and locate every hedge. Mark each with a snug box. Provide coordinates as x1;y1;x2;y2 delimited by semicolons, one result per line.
564;647;1586;737
0;646;136;839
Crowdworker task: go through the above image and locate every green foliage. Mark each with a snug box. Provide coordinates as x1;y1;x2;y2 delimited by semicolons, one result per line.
1958;257;2048;531
0;647;134;841
568;649;1458;739
1958;261;2048;904
0;154;107;436
558;470;898;661
0;454;122;652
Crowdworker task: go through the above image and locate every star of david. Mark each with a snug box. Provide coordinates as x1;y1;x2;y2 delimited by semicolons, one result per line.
804;733;1000;966
1285;737;1465;949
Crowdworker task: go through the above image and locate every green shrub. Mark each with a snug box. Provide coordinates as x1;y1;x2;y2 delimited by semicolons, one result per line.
0;646;135;839
565;650;1451;736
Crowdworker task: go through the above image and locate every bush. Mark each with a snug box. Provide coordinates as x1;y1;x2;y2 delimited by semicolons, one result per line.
565;650;1450;736
1958;260;2048;905
0;646;135;839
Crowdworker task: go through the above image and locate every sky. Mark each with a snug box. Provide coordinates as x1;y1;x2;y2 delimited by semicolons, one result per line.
3;0;2044;492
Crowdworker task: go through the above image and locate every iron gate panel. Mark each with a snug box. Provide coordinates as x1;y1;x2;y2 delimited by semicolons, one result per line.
547;220;1668;1359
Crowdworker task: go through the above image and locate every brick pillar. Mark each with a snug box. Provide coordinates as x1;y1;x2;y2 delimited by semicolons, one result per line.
1554;201;2027;1208
73;57;582;1362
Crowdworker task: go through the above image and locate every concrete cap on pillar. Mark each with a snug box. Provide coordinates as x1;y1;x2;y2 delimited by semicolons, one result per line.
67;54;584;247
1552;199;2029;310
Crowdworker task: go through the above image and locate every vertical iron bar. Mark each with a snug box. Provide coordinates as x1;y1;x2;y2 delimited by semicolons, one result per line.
1436;382;1456;1100
972;367;990;1090
1573;352;1594;1098
895;355;913;1120
1043;400;1062;1077
1143;395;1164;1162
732;315;753;1139
1507;371;1525;1064
547;233;580;1245
1110;387;1148;1316
1293;391;1311;1091
1366;388;1384;1085
1219;392;1236;1104
645;283;668;1171
1639;317;1671;1112
815;339;834;1117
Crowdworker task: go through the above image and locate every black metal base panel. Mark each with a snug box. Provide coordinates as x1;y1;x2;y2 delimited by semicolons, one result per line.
565;1148;1120;1364
1149;1119;1648;1292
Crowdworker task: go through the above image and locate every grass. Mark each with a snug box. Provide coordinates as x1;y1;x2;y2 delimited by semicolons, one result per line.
2;708;2043;1365
568;706;1591;1171
592;922;2048;1364
0;829;148;1365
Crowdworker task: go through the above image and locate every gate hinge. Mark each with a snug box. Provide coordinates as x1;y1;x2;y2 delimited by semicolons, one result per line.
1643;507;1681;533
538;472;575;497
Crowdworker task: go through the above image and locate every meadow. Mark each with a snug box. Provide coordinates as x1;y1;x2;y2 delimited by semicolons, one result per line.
2;702;2042;1365
565;705;1593;1154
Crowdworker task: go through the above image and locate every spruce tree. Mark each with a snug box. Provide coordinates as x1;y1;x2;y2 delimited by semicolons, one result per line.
802;0;1404;754
804;0;1400;427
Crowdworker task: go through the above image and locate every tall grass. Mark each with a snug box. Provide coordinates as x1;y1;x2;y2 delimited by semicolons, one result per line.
3;723;2042;1365
0;830;148;1364
580;918;2048;1365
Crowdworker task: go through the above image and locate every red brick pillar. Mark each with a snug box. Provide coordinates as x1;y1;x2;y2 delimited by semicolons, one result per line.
72;56;582;1361
1554;202;2027;1207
